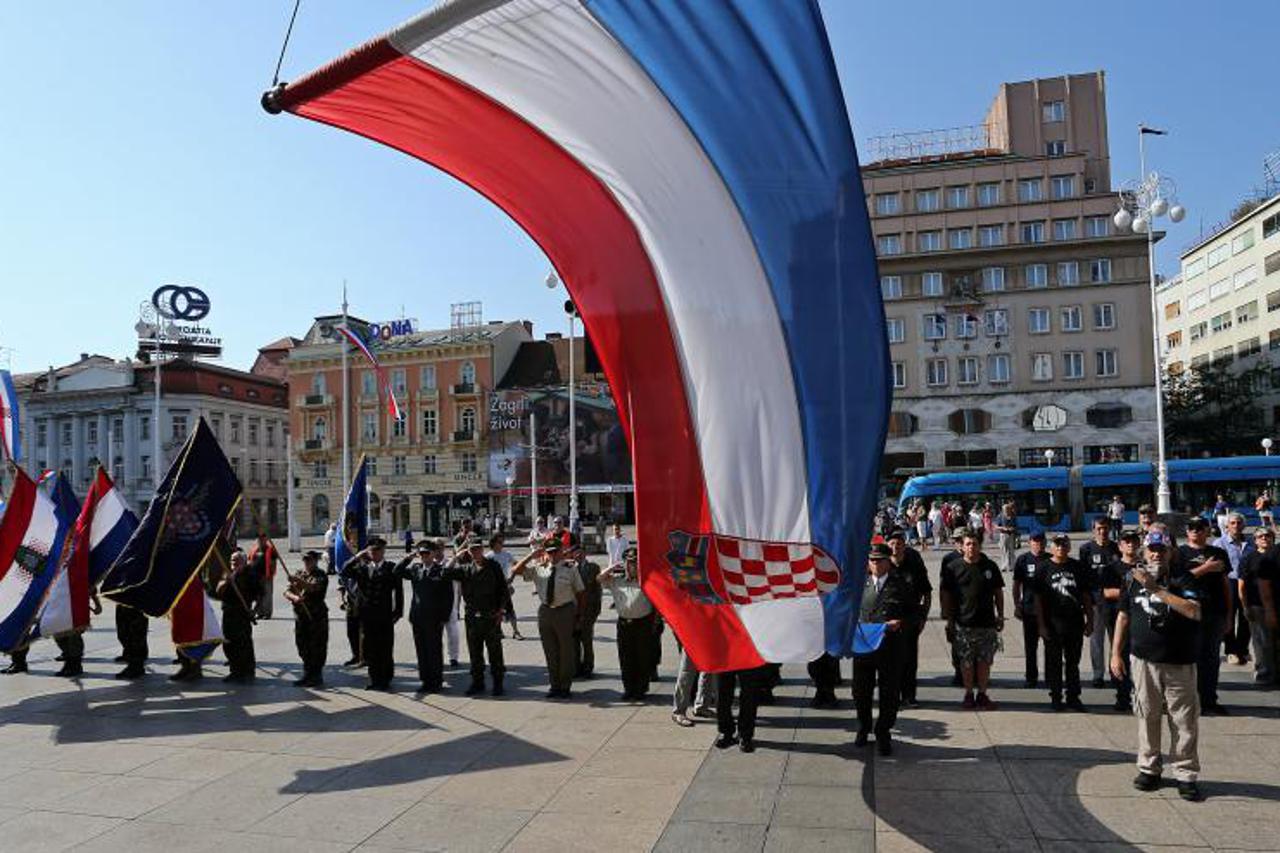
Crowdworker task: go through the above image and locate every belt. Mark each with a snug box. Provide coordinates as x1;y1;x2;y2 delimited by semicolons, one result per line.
540;602;575;610
619;614;653;623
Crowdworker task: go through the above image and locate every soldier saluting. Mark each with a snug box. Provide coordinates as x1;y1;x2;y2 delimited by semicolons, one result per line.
284;550;329;687
341;537;404;691
442;538;511;696
396;539;454;694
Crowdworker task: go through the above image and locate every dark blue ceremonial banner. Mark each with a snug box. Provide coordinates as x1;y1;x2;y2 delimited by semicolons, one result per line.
334;456;368;574
99;418;242;617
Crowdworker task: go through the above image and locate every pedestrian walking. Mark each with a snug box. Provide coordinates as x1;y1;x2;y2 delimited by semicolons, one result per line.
324;522;338;574
1213;494;1230;537
513;538;586;698
1012;532;1048;687
1110;530;1203;801
940;531;1004;710
1035;534;1095;712
996;502;1018;574
1108;495;1126;541
284;550;329;687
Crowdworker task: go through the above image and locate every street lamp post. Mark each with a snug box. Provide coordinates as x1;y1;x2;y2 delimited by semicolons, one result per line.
544;270;579;527
505;473;515;528
1045;449;1056;511
1263;437;1273;457
1113;125;1186;517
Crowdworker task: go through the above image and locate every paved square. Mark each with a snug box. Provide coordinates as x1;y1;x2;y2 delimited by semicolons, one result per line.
1;543;1277;851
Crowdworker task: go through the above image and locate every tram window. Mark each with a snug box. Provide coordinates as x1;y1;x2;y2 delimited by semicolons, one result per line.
1084;485;1149;516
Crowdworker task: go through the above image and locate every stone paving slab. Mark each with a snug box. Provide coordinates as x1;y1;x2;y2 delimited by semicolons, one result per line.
0;540;1278;851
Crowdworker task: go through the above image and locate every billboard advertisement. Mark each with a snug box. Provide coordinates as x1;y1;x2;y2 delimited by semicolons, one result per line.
488;384;632;491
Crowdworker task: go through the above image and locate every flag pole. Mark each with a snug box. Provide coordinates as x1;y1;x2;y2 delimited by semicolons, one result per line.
341;282;351;506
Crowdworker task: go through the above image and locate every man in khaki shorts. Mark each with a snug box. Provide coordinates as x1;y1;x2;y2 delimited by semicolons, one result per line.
1111;530;1203;801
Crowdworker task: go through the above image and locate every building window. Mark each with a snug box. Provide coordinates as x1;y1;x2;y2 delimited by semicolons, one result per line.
1238;337;1262;358
877;234;902;255
1085;444;1139;464
1164;301;1182;320
1046;140;1066;157
1271;330;1280;351
362;371;377;396
1231;230;1255;254
954;314;978;340
1188;289;1208;312
362;412;378;442
311;373;326;395
171;413;188;442
1042;100;1065;122
874;193;900;215
423;454;437;474
1267;290;1280;313
981;267;1005;292
461;452;478;474
460;361;477;387
84;421;98;447
141;456;151;481
1234;265;1258;290
1050;175;1075;199
1021;221;1045;244
1208;244;1230;268
1085;216;1110;238
392;456;407;476
460;406;477;434
1063;351;1085;379
1166;331;1183;350
422;409;437;439
1089;258;1112;283
977;182;1001;207
1017;179;1043;203
1093;303;1116;330
921;272;944;297
948;228;973;250
1029;307;1051;334
1184;257;1206;279
988;354;1011;384
312;417;326;441
367;456;378;476
1237;300;1259;325
880;275;902;299
1210;310;1233;334
247;419;259;446
36;422;47;448
392;416;407;439
1213;345;1235;365
1189;321;1208;342
916;189;941;212
1263;212;1280;239
886;412;918;438
420;365;437;390
311;459;327;479
1032;353;1054;381
886;318;905;343
918;230;942;252
391;369;408;395
923;314;947;340
1095;350;1118;377
978;225;1004;247
248;460;259;484
948;409;992;435
957;356;979;386
891;362;907;389
926;358;948;387
1061;305;1083;332
1025;264;1048;288
984;309;1009;336
1057;261;1080;286
1053;218;1078;241
946;186;970;209
1209;278;1232;301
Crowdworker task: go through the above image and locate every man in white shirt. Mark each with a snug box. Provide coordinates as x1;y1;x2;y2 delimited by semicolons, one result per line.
486;534;521;640
1108;496;1126;542
606;523;629;567
600;546;655;700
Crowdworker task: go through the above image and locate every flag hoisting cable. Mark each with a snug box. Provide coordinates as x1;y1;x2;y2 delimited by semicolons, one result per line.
271;0;303;89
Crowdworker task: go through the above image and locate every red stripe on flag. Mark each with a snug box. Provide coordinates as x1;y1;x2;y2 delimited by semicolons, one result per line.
288;42;761;671
0;470;36;584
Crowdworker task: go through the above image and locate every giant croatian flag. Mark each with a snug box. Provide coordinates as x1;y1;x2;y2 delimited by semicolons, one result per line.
267;0;889;670
0;472;78;652
36;468;138;639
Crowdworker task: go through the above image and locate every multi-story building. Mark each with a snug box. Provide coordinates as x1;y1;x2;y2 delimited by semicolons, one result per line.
288;314;531;536
16;354;290;530
865;71;1158;478
1159;194;1280;425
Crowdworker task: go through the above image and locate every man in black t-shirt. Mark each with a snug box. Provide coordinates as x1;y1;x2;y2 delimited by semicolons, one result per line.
1102;532;1142;711
1080;519;1119;688
1111;531;1203;801
888;529;932;707
1258;543;1280;684
1012;532;1048;687
1240;527;1277;685
939;529;967;686
940;531;1005;710
1035;534;1094;711
1179;518;1233;714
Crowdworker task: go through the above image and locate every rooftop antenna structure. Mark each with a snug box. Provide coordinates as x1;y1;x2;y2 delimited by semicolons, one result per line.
450;300;483;335
1264;148;1280;198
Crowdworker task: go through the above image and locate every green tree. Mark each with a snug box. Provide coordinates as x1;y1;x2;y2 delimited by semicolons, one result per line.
1163;361;1272;455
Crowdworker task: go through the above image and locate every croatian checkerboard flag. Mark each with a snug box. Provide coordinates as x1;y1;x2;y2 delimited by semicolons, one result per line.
0;472;77;652
268;0;888;670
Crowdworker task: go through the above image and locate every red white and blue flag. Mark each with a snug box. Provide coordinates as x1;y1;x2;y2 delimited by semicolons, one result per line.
35;468;138;639
0;471;78;651
170;574;222;663
337;324;403;421
271;0;888;670
0;369;20;464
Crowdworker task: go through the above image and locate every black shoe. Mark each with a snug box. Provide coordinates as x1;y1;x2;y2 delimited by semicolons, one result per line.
113;655;127;663
55;663;83;678
115;665;144;680
1066;698;1088;713
1113;699;1133;712
491;684;505;697
1050;698;1065;712
1205;703;1230;716
877;736;893;756
1177;780;1201;801
739;738;755;753
902;697;919;709
714;733;738;749
545;690;559;699
1133;772;1161;792
2;662;28;675
343;657;360;667
1092;677;1106;689
293;677;312;687
449;659;460;667
854;729;870;747
465;681;485;696
55;654;65;662
950;673;963;687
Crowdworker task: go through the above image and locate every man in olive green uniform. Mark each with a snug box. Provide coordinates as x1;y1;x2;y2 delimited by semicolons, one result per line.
573;543;603;678
285;550;329;687
115;603;149;679
342;537;404;691
514;538;585;698
216;549;262;684
443;539;511;696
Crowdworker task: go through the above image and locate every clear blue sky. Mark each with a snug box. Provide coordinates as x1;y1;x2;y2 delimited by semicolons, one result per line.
2;1;1276;375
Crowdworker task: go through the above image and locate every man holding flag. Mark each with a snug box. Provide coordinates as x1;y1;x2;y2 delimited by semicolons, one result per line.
335;457;370;667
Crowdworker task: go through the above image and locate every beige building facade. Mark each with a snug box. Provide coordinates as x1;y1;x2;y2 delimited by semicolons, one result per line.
866;72;1157;477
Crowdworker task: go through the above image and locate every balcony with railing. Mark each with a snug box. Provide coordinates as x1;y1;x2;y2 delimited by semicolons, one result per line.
451;382;479;397
452;428;477;443
299;393;332;407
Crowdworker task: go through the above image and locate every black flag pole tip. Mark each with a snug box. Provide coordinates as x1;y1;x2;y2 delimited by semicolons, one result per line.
262;83;286;115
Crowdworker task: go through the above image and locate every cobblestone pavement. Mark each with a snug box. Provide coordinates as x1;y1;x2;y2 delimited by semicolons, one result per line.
0;539;1277;851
